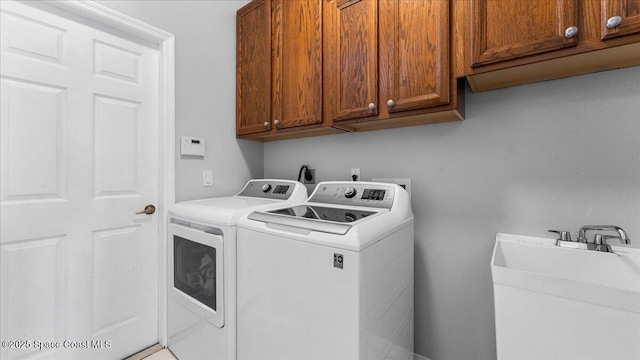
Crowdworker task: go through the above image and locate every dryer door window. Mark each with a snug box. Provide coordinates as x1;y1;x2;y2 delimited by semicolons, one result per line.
174;236;217;311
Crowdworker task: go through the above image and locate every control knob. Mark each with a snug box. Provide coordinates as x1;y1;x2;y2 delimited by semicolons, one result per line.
344;187;357;198
261;184;272;193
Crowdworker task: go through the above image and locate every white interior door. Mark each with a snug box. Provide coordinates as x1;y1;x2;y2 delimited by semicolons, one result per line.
1;1;160;359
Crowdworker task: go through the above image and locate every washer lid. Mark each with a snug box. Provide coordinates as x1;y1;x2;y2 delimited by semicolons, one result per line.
169;179;308;226
247;205;382;235
271;205;376;223
170;197;280;225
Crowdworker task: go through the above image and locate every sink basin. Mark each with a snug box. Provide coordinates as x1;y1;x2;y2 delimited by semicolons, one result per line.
492;233;640;360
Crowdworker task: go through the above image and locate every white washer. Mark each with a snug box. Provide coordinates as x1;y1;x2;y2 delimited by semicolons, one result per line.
167;179;307;360
236;181;414;360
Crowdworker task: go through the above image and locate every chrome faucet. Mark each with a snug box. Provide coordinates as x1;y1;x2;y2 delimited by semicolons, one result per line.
577;225;631;244
549;225;631;253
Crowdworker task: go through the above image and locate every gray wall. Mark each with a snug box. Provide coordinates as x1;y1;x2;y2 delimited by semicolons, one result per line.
99;1;640;358
264;66;640;360
98;0;259;201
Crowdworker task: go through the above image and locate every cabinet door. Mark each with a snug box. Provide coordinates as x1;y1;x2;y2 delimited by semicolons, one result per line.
471;0;579;67
601;0;640;39
324;0;378;122
237;0;271;135
272;0;323;129
380;0;450;114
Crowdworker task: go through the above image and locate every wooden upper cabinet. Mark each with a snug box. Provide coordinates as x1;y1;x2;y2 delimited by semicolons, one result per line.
237;0;271;135
238;0;462;139
470;0;579;67
457;0;640;91
324;0;378;122
379;0;450;114
601;0;640;39
272;0;323;129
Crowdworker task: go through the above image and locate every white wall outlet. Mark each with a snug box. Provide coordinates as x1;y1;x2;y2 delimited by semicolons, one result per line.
351;168;360;181
203;170;213;187
371;178;411;199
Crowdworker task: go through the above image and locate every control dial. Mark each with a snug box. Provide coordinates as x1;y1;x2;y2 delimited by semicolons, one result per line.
344;187;357;199
261;184;272;193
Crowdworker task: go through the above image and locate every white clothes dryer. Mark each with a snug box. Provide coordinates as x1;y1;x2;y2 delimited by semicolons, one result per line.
167;180;307;360
236;181;414;360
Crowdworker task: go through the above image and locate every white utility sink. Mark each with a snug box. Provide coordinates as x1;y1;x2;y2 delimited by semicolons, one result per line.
492;233;640;360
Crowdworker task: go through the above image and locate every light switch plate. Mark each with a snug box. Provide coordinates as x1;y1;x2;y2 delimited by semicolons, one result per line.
203;170;213;187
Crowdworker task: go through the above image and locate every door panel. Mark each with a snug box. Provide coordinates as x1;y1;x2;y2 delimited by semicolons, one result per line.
94;40;142;84
0;237;66;360
0;10;65;65
272;0;322;129
471;0;579;67
325;0;378;122
380;0;450;114
1;78;66;202
236;0;271;135
0;1;159;359
92;226;140;335
94;95;140;197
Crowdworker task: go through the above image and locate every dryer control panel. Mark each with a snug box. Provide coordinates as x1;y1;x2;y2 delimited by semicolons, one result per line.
308;182;396;209
237;180;302;200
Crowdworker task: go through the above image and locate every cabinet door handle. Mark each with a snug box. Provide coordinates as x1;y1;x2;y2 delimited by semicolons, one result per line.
607;16;622;29
368;103;376;111
387;99;395;108
274;119;280;127
564;26;578;38
263;121;270;128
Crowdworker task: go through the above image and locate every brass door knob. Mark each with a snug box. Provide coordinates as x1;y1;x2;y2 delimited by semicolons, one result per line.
136;205;156;215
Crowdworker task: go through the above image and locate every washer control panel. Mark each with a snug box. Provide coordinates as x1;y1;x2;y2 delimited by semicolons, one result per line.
237;180;299;199
309;182;395;209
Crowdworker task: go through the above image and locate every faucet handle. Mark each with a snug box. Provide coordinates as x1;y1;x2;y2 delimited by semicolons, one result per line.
594;234;617;245
592;234;621;253
548;230;572;241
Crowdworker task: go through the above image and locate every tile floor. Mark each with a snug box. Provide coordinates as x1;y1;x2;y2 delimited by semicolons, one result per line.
135;347;433;360
129;345;433;360
143;349;178;360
